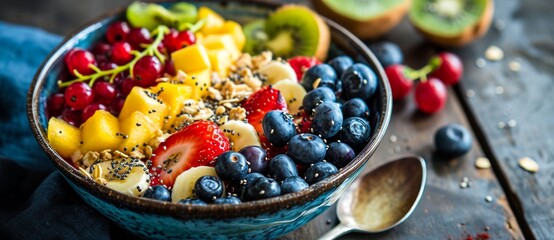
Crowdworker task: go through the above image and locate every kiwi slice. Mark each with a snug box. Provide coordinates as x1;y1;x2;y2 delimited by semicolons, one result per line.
243;20;269;55
170;3;198;25
126;2;197;30
311;0;411;39
409;0;494;46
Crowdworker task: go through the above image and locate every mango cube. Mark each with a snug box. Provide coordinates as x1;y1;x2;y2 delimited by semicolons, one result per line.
47;117;81;158
171;43;211;73
219;21;246;51
208;49;232;77
119;87;169;128
202;34;241;61
118;111;159;153
151;82;192;130
80;110;121;153
198;6;225;35
182;69;212;100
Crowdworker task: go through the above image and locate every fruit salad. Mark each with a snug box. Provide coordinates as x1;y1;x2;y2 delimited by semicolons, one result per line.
46;2;379;205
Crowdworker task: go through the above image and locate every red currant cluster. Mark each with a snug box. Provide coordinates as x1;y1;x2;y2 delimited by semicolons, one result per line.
48;22;196;127
385;52;463;113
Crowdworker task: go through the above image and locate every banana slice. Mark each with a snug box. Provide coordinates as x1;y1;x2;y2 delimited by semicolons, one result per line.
258;60;297;85
171;166;217;203
272;79;307;116
85;158;150;197
221;120;261;151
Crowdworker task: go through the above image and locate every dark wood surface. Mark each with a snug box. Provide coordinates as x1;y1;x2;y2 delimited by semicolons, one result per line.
2;0;552;239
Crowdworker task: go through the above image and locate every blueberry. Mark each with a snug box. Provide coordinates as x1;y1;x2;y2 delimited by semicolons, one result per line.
244;177;281;201
194;176;224;203
214;196;242;205
341;63;378;101
178;198;207;205
280;176;309;194
302;88;336;115
368;41;403;67
316;79;336;91
141;185;171;202
434;124;472;158
287;133;326;164
328;56;354;77
304;162;338;184
269;154;298;181
238;172;265;198
326;142;356;168
339;117;371;150
239;146;268;174
215;151;249;183
301;64;337;91
342;98;370;119
313;101;343;139
263;110;296;147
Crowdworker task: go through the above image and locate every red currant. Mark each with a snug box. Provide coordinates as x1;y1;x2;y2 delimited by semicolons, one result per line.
93;81;117;105
47;93;65;117
64;82;94;110
133;56;162;87
164;59;176;76
163;29;196;53
61;108;82;127
82;103;108;122
121;77;137;95
385;64;413;100
92;42;111;56
288;56;321;81
106;21;130;44
414;78;447;114
64;48;97;76
429;52;463;85
127;28;152;49
110;97;126;117
109;42;133;65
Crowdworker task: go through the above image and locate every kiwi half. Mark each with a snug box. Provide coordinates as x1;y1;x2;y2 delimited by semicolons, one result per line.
409;0;494;47
126;2;197;30
311;0;411;39
243;19;269;56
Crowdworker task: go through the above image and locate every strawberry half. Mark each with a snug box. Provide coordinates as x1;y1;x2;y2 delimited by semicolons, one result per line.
149;121;230;188
288;56;321;81
295;110;313;134
242;86;287;135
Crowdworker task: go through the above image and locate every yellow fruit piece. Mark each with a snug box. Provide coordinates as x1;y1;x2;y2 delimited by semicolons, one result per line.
195;32;205;44
198;6;225;35
151;82;192;130
171;43;211;73
119;87;169;128
80;110;121;153
208;49;232;77
218;21;246;51
118;111;159;153
47;117;81;158
182;69;212;100
202;34;241;61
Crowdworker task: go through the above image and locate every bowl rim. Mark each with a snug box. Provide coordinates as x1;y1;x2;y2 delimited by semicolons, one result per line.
27;0;392;219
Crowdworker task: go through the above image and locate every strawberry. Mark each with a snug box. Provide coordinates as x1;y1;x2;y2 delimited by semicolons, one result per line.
242;86;287;135
295;110;312;134
288;56;321;81
260;135;287;159
149;121;230;188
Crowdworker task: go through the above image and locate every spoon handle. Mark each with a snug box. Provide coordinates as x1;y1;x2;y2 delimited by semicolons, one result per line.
318;223;354;240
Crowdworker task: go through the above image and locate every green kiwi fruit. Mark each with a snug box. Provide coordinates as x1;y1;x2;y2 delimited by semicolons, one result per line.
126;2;197;30
311;0;411;39
243;19;269;56
409;0;494;46
170;3;198;25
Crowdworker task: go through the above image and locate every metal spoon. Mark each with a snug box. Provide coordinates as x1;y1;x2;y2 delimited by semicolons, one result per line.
319;155;427;240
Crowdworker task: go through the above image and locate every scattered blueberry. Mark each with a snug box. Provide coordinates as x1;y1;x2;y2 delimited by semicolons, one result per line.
328;56;354;77
280;176;309;194
313;101;343;139
239;146;268;174
302;87;336;115
304;162;338;184
214;196;242;205
341;63;378;101
287;133;327;164
269;154;298;181
141;185;171;202
368;41;403;67
215;151;249;183
263;110;296;147
301;64;337;91
194;176;224;203
244;177;281;201
434;124;472;158
342;98;369;119
178;198;207;205
316;79;336;91
339;117;372;150
325;142;356;168
238;172;265;198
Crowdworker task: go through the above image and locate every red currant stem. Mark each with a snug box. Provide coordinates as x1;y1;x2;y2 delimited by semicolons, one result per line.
178;18;207;33
89;64;102;74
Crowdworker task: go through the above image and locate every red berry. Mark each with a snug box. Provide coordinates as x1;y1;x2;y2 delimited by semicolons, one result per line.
110;97;126;117
133;56;162;87
242;86;288;135
106;21;130;44
429;52;463;85
92;42;111;56
47;93;65;117
288;56;321;81
64;48;97;76
64;82;94;110
61;108;82;127
385;64;413;100
163;29;196;53
164;59;176;76
120;77;137;95
81;103;108;122
93;81;117;105
109;42;133;65
127;28;152;49
414;78;447;114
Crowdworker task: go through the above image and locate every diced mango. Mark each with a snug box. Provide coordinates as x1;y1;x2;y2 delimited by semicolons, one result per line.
172;43;211;73
80;110;121;153
182;69;211;100
118;111;159;153
202;34;241;61
119;87;169;128
218;21;246;51
47;117;81;158
151;82;192;130
195;32;205;44
198;6;225;35
208;49;232;77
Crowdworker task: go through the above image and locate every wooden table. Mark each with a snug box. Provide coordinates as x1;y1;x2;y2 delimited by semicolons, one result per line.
2;0;552;239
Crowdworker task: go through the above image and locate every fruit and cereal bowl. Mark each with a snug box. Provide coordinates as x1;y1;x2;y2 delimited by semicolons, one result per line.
27;0;391;239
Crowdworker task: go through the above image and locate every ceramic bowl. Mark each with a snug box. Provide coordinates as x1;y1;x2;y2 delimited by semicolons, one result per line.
27;0;392;239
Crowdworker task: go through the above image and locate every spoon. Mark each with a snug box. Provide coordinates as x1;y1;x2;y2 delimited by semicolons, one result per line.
319;155;427;240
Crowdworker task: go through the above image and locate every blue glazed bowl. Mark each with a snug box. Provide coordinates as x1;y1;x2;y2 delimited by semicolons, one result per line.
27;1;392;239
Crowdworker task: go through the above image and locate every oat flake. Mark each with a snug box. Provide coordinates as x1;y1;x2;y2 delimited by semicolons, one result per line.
475;157;491;169
519;157;539;173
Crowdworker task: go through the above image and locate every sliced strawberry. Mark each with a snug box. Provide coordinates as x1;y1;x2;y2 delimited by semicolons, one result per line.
149;121;230;188
295;110;313;134
288;56;321;82
242;86;287;135
260;135;287;159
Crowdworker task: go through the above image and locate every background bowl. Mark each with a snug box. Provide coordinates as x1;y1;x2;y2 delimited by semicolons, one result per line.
27;0;392;239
